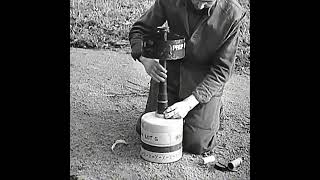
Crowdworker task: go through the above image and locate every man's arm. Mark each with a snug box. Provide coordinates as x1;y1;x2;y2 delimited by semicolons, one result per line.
129;0;167;61
165;26;242;119
192;14;245;103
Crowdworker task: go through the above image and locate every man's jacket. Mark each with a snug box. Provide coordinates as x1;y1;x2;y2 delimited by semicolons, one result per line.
129;0;246;104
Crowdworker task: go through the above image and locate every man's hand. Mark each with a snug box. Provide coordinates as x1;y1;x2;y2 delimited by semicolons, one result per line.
164;95;199;119
139;56;167;83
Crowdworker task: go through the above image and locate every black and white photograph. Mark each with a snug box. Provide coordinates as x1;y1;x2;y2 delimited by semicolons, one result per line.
70;0;250;179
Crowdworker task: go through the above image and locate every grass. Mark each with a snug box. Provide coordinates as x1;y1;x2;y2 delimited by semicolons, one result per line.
70;0;250;74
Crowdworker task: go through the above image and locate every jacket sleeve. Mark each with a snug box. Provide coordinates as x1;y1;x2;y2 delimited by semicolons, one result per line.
128;0;167;61
192;13;245;103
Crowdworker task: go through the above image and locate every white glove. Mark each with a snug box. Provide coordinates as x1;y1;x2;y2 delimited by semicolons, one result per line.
139;56;167;83
164;95;199;119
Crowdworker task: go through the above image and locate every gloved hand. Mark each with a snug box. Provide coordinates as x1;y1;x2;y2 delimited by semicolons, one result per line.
139;56;167;83
164;95;199;119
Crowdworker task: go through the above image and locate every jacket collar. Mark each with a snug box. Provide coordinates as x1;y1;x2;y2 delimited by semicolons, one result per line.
179;0;218;16
207;0;218;16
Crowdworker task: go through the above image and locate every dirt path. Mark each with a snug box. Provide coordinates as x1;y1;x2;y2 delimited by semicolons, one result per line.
70;48;250;180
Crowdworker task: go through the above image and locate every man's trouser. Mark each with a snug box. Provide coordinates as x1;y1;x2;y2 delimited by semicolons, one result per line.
136;64;223;154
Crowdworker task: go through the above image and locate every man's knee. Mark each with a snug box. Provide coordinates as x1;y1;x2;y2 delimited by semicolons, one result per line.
182;125;217;155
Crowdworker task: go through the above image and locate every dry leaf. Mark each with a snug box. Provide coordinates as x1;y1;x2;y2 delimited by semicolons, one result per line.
111;139;128;152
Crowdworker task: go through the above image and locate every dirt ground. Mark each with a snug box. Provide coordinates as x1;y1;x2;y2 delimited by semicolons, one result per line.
70;48;250;180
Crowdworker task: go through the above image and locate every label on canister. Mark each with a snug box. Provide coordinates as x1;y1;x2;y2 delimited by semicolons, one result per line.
140;146;182;163
141;128;182;146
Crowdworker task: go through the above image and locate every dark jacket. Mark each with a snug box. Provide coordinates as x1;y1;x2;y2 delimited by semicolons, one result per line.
129;0;246;104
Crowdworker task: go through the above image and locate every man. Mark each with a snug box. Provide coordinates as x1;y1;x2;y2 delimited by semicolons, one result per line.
129;0;246;155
